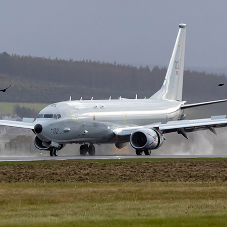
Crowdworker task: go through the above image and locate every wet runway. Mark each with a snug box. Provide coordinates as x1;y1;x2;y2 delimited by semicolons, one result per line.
0;155;227;162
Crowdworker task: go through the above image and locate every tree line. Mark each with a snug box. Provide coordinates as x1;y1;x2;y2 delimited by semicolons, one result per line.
0;52;226;104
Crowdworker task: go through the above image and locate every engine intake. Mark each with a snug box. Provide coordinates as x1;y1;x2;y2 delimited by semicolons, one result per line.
34;136;65;151
130;128;163;150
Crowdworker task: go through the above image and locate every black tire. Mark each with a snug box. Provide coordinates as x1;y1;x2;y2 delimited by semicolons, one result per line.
80;144;88;155
50;148;54;156
54;149;58;156
144;150;151;155
136;149;143;155
88;144;95;156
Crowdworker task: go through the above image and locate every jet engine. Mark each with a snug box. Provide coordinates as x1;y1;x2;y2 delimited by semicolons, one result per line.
130;128;164;150
34;136;65;151
34;136;51;150
115;142;128;149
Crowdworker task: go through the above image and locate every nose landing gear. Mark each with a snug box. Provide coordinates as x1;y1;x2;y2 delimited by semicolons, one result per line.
80;144;95;156
50;147;59;156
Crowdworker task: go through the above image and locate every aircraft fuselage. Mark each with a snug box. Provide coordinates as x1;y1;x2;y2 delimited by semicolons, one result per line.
35;98;183;144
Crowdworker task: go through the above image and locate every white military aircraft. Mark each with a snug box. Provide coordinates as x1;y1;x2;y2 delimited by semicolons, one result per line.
1;23;227;156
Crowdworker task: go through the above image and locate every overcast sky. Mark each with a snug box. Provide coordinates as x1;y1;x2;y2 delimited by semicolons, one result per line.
0;0;227;71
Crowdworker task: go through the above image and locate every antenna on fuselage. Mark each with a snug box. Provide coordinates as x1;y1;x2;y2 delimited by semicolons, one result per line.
135;94;137;99
80;97;82;101
69;96;72;101
109;96;111;100
91;97;93;100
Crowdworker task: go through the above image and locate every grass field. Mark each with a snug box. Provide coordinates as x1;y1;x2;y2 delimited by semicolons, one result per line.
0;159;227;226
0;182;227;227
0;102;48;115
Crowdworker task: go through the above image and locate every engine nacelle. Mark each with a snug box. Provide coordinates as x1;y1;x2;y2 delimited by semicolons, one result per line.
115;142;128;149
130;128;164;150
34;136;51;150
34;136;65;151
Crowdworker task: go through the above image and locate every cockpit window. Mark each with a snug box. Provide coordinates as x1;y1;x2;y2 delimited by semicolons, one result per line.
53;114;61;119
44;114;54;118
37;114;61;119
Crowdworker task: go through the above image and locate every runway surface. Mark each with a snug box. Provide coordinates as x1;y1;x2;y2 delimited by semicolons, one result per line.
0;155;227;162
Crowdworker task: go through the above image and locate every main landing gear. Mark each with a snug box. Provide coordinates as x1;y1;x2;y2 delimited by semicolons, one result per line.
80;144;95;156
136;149;151;155
50;147;59;156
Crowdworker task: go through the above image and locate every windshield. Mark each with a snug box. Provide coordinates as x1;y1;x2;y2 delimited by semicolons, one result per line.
37;114;61;119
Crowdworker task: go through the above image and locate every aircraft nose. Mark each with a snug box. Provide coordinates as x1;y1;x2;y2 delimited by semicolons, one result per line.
34;124;42;133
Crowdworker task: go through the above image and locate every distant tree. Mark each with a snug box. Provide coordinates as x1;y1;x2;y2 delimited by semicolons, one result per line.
14;105;37;118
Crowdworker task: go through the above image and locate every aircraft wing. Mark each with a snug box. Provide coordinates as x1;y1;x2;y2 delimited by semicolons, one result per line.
113;115;227;137
0;120;34;129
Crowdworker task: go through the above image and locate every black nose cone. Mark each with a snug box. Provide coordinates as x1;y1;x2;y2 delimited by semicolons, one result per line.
34;124;42;133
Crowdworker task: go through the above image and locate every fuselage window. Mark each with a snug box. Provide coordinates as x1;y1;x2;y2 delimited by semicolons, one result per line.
57;114;61;119
37;114;44;118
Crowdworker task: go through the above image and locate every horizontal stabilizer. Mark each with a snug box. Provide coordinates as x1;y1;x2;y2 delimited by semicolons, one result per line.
181;99;227;109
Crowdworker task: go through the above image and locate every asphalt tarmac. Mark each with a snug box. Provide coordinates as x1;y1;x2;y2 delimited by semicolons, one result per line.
0;155;227;161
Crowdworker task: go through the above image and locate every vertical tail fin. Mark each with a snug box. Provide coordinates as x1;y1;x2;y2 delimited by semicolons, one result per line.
151;23;186;101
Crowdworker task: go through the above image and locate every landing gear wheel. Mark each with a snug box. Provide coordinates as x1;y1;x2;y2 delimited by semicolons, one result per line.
50;148;54;156
80;144;89;156
54;149;58;156
136;149;143;155
50;148;58;156
88;144;95;156
144;150;151;155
